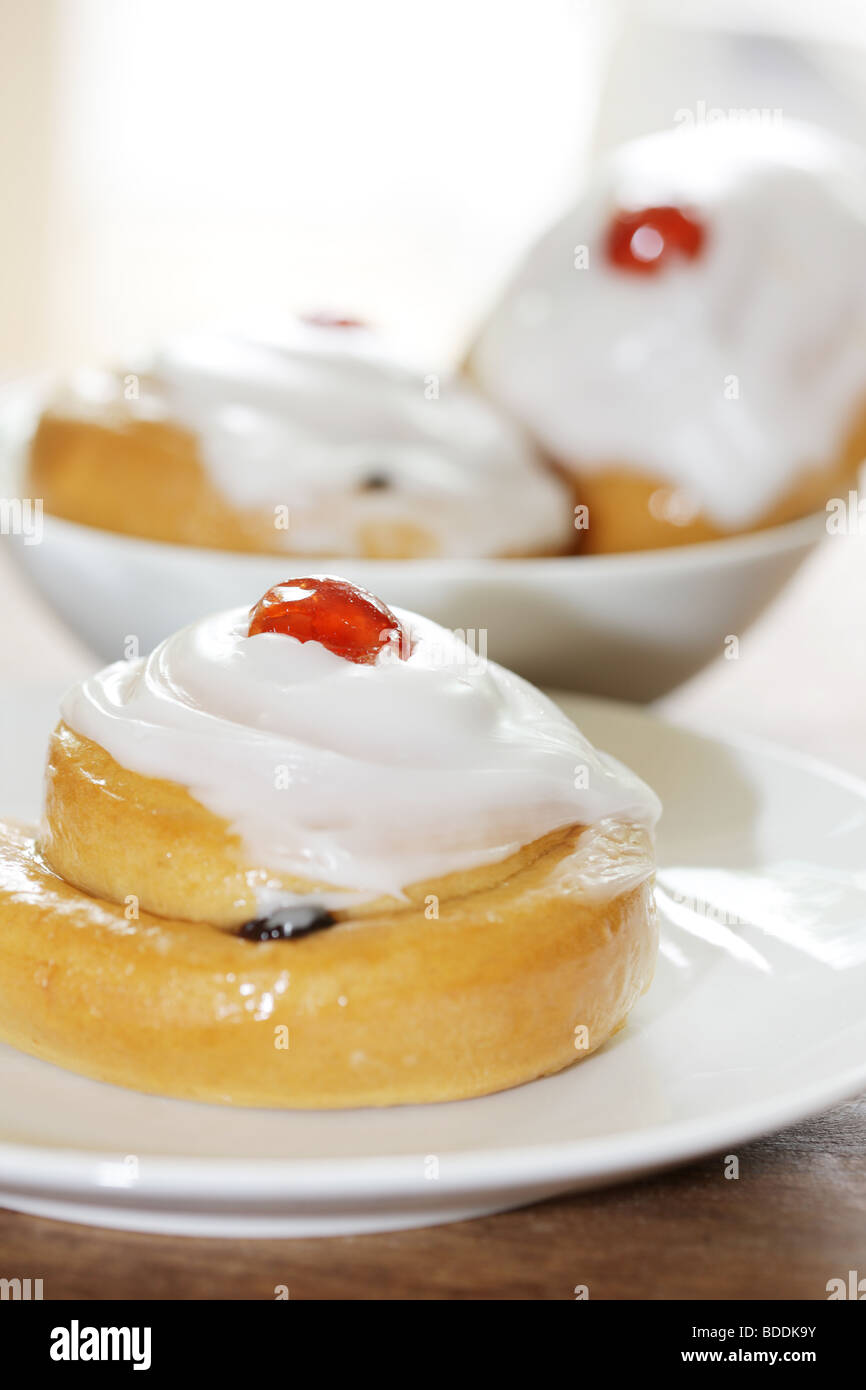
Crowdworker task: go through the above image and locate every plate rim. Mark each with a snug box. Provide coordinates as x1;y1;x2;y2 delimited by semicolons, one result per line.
0;1061;863;1201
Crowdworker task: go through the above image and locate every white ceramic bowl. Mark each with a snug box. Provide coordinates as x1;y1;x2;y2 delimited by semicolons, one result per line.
1;378;825;698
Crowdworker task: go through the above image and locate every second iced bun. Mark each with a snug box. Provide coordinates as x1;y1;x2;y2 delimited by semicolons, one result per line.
470;121;866;553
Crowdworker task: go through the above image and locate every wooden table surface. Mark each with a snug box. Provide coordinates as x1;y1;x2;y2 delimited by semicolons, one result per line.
0;537;864;1300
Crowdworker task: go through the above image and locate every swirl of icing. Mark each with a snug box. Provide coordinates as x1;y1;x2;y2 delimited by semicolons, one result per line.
55;323;573;556
470;121;866;529
60;596;660;903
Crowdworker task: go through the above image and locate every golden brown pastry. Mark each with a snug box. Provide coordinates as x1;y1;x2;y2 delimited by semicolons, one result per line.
0;578;660;1107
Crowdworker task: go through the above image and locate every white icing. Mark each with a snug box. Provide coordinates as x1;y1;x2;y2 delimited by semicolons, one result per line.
470;122;866;529
60;591;660;906
53;324;572;556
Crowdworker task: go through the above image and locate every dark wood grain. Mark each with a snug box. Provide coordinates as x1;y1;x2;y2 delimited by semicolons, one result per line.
1;1095;863;1300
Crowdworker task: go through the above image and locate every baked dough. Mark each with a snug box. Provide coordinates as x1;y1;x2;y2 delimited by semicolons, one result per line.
29;330;578;558
574;401;866;554
0;816;655;1108
0;583;659;1108
29;414;447;559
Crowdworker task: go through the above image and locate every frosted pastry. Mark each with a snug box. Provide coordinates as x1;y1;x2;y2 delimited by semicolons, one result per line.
0;578;659;1107
469;121;866;552
29;322;576;559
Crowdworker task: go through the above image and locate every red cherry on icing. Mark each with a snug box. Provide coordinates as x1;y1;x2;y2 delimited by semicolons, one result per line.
605;205;705;275
248;577;407;665
301;311;367;329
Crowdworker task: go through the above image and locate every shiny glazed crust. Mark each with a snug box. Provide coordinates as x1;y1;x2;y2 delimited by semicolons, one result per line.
0;810;656;1107
42;722;288;929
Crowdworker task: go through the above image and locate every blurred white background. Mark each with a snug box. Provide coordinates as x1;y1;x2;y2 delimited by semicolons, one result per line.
0;0;614;370
0;0;864;373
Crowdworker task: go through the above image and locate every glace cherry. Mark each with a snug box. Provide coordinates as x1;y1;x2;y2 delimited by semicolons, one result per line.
301;311;367;329
605;205;705;275
248;577;407;665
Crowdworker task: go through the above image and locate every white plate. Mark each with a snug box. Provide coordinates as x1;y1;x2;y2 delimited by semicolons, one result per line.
1;376;823;698
0;691;864;1237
